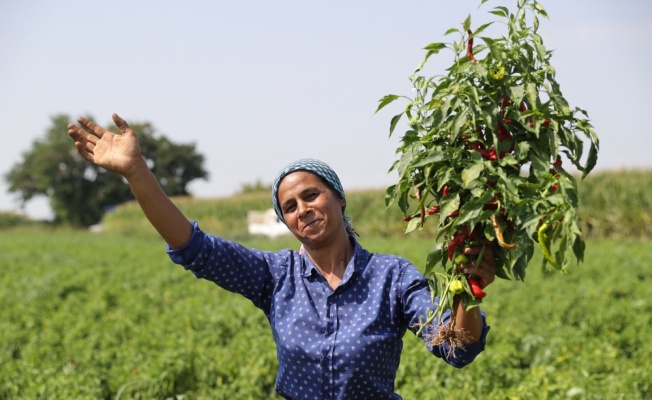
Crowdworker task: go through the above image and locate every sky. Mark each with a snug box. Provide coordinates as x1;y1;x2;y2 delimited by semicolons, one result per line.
1;0;650;220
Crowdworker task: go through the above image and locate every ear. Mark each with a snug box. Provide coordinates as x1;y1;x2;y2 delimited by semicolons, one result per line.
339;198;346;211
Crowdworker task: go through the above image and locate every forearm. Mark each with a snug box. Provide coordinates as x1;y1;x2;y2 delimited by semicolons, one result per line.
453;298;483;343
124;159;193;248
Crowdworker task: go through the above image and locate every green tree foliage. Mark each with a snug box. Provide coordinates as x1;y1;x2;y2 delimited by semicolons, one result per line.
4;114;208;227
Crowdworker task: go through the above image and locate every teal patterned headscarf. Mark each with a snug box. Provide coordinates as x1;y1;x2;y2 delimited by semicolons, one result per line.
272;159;357;237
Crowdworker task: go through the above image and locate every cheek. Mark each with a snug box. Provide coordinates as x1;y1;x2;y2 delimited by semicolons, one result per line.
283;213;299;229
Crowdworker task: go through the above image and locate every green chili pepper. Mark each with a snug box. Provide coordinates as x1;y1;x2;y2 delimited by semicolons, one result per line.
538;222;559;269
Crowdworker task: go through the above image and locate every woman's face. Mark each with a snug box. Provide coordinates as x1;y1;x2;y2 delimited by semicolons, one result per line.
277;171;346;245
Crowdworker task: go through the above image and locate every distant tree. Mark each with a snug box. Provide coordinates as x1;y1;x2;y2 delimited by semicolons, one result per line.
5;114;208;227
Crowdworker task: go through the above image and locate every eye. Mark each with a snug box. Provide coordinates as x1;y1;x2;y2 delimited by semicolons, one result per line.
283;203;296;214
305;191;319;201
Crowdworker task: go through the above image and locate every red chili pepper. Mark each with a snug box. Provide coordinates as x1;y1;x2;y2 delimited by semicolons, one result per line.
446;210;460;219
426;205;440;215
496;122;512;142
483;202;498;211
442;185;449;196
466;29;476;64
468;142;497;160
530;119;551;128
552;155;562;179
447;225;469;260
554;155;562;168
403;216;412;222
467;277;487;299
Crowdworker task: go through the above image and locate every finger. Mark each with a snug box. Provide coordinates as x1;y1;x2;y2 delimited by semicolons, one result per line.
464;243;494;262
112;113;130;132
77;116;108;138
459;259;495;285
82;140;95;153
74;141;95;163
68;123;99;145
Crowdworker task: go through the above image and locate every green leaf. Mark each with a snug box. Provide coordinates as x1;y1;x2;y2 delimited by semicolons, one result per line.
525;82;538;110
462;161;484;188
490;6;509;18
389;113;404;137
533;2;549;19
384;184;397;208
471;22;494;38
508;86;525;105
463;14;471;32
441;194;461;219
398;189;409;214
583;142;599;177
458;191;493;225
496;169;519;195
423;42;447;53
412;150;447;168
452;114;468;135
529;149;549;178
405;217;422;234
572;235;585;263
425;249;443;276
397;143;420;179
375;95;400;114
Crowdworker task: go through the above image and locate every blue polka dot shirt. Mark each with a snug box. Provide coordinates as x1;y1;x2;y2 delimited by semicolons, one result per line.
167;222;489;399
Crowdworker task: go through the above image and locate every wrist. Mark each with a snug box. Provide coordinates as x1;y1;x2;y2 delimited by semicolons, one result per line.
123;157;151;182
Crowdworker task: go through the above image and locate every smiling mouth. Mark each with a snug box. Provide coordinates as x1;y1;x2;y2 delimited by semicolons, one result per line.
302;219;321;231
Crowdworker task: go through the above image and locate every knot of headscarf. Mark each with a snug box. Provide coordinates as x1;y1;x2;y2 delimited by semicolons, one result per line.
271;158;358;237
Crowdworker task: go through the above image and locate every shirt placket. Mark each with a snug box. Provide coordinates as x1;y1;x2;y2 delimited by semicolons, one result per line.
320;288;340;399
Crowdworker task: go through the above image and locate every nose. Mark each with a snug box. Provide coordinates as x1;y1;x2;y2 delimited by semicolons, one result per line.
296;200;311;218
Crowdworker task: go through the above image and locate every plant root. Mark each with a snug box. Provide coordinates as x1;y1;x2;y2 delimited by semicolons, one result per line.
422;320;472;360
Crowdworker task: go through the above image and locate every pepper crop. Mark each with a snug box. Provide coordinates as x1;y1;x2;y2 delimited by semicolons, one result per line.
467;277;487;299
377;0;599;346
449;280;465;295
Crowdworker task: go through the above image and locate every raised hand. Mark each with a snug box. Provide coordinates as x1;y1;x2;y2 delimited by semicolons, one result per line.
68;113;143;178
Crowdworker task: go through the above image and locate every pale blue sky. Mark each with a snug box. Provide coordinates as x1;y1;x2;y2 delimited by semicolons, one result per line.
1;0;650;219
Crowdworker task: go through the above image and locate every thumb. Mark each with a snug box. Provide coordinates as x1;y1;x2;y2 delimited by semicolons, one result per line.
112;113;132;134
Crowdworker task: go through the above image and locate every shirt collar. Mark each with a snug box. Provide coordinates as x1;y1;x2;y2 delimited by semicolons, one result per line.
300;237;363;284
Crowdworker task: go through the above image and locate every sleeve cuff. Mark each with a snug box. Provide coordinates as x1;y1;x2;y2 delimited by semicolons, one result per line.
441;311;490;368
166;220;204;265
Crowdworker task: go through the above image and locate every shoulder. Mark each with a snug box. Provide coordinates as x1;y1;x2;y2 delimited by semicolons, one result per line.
355;241;421;279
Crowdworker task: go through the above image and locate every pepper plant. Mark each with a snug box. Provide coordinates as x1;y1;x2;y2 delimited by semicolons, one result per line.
376;0;599;344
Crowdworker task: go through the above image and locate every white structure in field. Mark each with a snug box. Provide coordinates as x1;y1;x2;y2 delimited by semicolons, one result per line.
247;208;291;238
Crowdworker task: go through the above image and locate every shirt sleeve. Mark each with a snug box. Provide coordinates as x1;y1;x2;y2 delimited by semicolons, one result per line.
165;221;282;315
399;261;490;368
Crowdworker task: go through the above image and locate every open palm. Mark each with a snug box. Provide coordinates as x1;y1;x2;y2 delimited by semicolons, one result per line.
68;113;143;177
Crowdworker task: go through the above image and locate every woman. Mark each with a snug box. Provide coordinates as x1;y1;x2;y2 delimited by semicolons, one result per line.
68;113;496;399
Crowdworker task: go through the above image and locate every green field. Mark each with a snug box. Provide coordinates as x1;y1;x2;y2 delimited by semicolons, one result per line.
1;170;651;399
1;226;650;399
